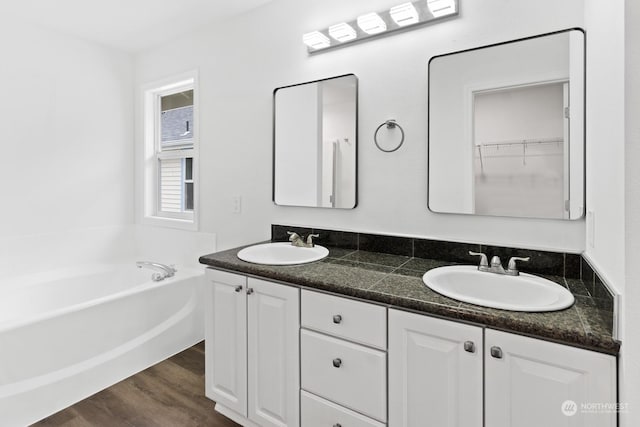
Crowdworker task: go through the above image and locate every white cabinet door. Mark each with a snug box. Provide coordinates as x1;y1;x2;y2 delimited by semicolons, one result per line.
247;278;300;427
485;329;617;427
205;270;247;417
388;309;483;427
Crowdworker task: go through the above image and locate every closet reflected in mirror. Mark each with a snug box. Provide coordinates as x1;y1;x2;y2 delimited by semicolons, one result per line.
273;74;357;209
428;29;585;220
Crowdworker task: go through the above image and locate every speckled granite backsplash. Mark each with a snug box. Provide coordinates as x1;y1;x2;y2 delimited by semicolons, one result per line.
272;224;617;341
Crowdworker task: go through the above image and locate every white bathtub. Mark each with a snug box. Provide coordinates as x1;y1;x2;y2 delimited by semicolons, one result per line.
0;263;204;426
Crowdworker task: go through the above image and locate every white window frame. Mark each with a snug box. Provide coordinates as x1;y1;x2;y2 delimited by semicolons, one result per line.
141;70;199;230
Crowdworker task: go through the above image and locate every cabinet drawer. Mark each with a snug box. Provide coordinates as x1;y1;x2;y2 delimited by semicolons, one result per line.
301;290;387;349
301;390;385;427
301;329;387;422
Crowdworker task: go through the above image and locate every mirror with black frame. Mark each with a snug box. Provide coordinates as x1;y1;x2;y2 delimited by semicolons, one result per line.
428;29;585;220
273;74;357;209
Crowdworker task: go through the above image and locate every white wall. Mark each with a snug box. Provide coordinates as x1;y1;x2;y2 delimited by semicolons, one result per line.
0;19;219;276
584;1;626;290
473;84;565;219
583;0;627;372
0;226;135;280
0;19;134;239
474;84;565;143
134;225;215;268
622;0;640;424
583;0;639;423
135;0;586;252
322;82;357;208
274;83;320;206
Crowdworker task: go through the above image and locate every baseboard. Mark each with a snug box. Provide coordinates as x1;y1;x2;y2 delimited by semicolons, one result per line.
215;403;261;427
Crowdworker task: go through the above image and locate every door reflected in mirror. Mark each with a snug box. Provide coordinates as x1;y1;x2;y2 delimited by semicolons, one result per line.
273;74;358;209
428;29;585;220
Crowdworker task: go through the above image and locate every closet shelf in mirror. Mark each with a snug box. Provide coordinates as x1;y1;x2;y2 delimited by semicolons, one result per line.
477;137;563;148
475;138;565;169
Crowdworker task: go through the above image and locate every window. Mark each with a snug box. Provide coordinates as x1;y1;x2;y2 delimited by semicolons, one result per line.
142;72;198;229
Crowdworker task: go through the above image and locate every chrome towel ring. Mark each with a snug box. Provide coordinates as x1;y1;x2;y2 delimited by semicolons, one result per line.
374;119;405;153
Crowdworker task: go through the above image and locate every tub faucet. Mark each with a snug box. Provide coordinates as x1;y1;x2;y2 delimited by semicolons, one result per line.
136;261;177;281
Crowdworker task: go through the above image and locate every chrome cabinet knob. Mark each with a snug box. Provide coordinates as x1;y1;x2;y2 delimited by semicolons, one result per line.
490;346;503;359
234;285;242;293
333;314;342;324
463;341;476;353
332;358;342;368
333;424;342;427
246;288;254;295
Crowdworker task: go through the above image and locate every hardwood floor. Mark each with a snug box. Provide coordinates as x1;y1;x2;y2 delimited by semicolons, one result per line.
33;342;240;427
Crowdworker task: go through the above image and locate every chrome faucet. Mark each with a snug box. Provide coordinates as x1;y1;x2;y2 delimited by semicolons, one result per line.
505;256;531;276
136;261;177;281
469;251;490;272
490;256;507;274
468;251;530;276
287;231;320;248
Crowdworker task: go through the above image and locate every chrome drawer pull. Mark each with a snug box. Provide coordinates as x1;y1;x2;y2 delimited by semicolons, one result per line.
463;341;475;353
490;346;503;359
332;358;342;368
333;314;342;324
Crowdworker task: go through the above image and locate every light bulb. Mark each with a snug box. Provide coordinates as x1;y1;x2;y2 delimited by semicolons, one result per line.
427;0;457;18
302;31;331;49
390;2;419;27
357;13;387;35
329;22;357;42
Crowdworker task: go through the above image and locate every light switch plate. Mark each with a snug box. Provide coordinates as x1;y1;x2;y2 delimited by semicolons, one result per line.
587;210;595;248
232;196;242;214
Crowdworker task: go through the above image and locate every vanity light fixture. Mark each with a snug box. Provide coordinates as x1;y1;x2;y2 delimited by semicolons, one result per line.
329;22;357;42
302;31;331;49
390;2;419;26
427;0;457;17
357;13;387;35
303;0;459;53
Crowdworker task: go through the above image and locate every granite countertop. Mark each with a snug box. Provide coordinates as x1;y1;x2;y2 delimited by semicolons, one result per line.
199;243;620;355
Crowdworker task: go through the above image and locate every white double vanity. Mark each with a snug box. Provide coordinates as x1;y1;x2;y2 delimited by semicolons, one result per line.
203;25;617;427
204;268;616;427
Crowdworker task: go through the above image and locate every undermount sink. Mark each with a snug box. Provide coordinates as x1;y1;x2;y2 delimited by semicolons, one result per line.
422;265;575;312
237;242;329;266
